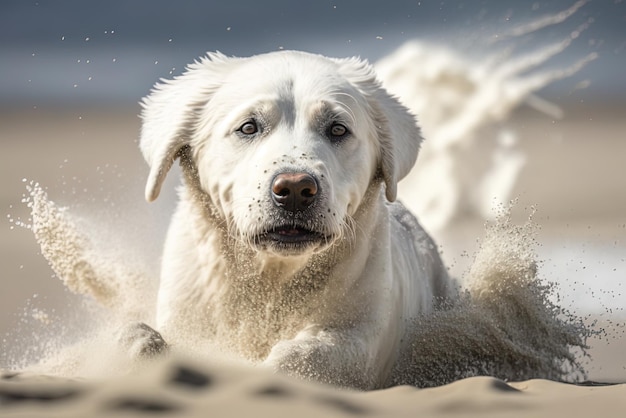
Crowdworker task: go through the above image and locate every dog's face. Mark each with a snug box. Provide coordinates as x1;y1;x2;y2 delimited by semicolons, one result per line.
140;51;422;257
192;57;381;256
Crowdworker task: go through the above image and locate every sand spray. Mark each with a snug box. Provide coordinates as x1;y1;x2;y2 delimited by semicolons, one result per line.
377;3;597;230
392;207;592;387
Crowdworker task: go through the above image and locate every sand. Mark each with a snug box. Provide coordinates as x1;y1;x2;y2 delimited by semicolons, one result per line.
1;355;625;417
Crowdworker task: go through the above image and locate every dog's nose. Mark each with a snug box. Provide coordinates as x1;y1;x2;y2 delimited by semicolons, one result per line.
271;172;318;212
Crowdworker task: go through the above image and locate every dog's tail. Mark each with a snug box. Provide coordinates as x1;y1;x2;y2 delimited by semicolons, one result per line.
26;183;152;319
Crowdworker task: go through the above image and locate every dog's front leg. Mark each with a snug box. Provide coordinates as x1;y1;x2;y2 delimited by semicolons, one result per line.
264;327;381;389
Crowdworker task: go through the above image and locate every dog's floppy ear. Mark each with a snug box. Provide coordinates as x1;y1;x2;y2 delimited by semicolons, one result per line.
370;88;422;202
334;57;422;202
140;52;239;202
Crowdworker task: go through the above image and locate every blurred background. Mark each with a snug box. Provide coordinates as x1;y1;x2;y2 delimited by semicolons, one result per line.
1;0;625;380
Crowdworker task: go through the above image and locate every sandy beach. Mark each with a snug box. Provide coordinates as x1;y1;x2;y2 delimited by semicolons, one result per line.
1;100;625;416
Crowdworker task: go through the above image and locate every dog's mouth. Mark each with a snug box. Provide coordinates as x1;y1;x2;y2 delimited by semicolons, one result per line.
254;224;331;253
267;225;324;242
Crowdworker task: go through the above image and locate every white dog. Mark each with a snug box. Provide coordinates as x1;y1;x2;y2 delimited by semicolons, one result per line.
134;50;457;389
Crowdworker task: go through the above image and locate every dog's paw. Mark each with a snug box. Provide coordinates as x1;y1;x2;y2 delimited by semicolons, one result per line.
265;338;373;389
117;322;169;359
265;340;329;381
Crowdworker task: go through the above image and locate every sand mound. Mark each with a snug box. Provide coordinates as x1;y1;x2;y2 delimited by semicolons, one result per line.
1;355;625;418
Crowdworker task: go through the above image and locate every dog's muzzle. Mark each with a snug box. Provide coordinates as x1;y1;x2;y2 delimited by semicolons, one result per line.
251;171;330;254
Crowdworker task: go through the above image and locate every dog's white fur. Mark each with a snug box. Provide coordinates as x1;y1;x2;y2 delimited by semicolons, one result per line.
140;50;456;389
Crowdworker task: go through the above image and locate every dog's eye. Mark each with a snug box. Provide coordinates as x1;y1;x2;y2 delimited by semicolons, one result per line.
328;123;349;139
239;121;258;136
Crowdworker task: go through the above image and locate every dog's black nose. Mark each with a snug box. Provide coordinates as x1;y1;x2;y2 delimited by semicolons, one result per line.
271;172;318;212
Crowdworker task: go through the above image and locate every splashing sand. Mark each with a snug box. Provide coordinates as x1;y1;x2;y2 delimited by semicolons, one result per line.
4;183;158;376
392;210;591;387
27;182;120;307
377;12;597;230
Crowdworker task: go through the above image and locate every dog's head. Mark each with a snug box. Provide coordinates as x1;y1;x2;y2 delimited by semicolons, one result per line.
140;51;421;256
